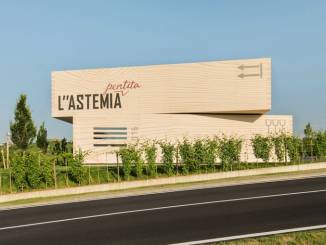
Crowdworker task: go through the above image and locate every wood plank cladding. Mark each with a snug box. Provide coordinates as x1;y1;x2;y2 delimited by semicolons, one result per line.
51;58;292;164
52;58;271;119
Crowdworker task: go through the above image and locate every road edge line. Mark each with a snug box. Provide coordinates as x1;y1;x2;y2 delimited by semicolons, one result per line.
1;188;326;231
171;224;326;245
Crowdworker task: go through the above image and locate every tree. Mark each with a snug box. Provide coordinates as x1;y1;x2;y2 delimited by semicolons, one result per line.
36;122;48;152
304;123;313;138
53;140;62;155
10;94;36;149
303;123;315;158
61;138;68;153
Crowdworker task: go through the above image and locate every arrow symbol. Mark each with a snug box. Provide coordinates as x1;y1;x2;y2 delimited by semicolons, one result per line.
238;63;263;79
238;64;260;70
238;73;260;78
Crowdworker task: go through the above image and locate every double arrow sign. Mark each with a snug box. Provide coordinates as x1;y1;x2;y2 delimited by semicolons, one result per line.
238;63;262;79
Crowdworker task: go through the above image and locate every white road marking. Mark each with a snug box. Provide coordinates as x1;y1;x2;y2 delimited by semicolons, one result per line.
0;188;326;231
171;224;326;245
1;173;326;211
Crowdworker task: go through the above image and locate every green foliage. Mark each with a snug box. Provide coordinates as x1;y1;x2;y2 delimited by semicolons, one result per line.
143;142;157;177
218;136;242;170
285;136;303;163
303;123;314;158
159;141;175;176
36;122;49;152
10;94;36;149
68;151;86;184
48;140;62;155
11;152;28;190
314;131;326;160
204;138;219;169
0;146;4;168
2;123;326;194
179;138;195;174
193;139;206;172
118;145;139;180
61;138;68;153
26;152;42;189
11;151;54;190
48;138;72;157
47;138;72;166
40;155;54;187
134;149;143;178
304;123;314;138
272;134;286;162
251;135;273;162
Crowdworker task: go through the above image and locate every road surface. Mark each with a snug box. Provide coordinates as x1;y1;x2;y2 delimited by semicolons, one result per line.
1;176;326;244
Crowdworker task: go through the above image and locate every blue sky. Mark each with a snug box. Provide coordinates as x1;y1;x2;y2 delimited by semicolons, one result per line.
0;0;325;141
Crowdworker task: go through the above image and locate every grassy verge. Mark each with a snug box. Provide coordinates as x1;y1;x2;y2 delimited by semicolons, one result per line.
0;160;323;194
215;229;326;245
1;168;326;209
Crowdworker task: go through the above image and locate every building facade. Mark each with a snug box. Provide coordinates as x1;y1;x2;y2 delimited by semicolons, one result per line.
52;58;292;163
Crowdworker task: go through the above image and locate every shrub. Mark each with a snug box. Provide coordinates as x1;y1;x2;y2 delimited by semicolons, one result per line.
285;136;303;163
41;155;54;187
314;131;326;160
143;141;157;177
134;149;144;178
272;134;286;162
218;136;242;170
118;145;139;180
26;152;42;189
68;151;86;184
11;152;28;191
179;138;195;174
193;139;206;172
204;138;218;169
159;141;175;176
251;135;273;162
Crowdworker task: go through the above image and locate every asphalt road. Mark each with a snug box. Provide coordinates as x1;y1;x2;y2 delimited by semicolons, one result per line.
1;176;326;245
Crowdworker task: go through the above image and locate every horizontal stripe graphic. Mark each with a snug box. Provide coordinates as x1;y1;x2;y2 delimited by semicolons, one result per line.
93;144;127;147
93;127;127;130
93;137;127;140
93;132;127;135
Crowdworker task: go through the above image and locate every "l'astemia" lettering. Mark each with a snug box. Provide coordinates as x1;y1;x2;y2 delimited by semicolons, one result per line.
58;93;121;111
